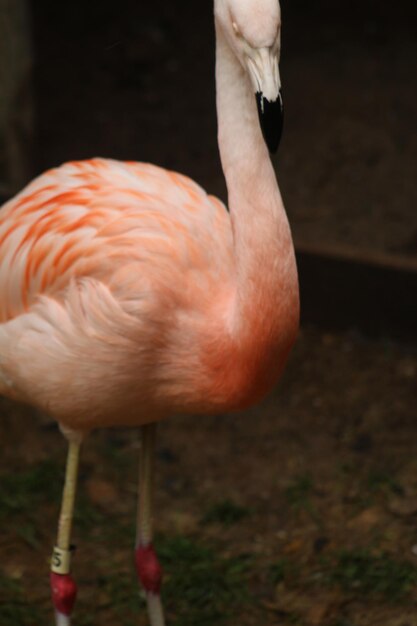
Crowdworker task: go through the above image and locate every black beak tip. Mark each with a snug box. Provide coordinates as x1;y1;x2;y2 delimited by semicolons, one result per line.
256;91;283;154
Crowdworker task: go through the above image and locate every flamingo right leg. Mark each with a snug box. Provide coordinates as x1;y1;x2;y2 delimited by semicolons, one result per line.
135;423;165;626
50;433;83;626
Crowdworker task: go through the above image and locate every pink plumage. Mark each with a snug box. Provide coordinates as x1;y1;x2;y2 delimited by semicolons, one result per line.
0;157;297;433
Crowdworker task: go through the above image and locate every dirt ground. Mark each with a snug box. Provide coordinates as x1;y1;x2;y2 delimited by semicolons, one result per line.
1;1;417;625
1;328;416;625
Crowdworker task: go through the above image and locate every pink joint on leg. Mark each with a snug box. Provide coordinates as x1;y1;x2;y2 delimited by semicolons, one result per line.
50;572;77;616
135;543;163;593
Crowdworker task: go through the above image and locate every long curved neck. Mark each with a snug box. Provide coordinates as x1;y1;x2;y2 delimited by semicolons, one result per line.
215;23;299;346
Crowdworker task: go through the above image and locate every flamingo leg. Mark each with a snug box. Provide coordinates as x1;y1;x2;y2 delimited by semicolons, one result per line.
135;423;165;626
50;435;82;626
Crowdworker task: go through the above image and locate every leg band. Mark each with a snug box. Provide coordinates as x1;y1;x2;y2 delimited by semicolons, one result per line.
50;572;77;616
135;543;163;594
51;546;74;575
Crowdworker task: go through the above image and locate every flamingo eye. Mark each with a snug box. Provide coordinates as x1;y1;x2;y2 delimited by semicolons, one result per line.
232;21;241;36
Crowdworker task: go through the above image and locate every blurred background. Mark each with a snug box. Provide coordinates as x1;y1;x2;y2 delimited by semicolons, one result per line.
0;1;416;625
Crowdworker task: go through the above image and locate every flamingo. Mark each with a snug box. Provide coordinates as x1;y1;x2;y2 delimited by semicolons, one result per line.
0;0;299;624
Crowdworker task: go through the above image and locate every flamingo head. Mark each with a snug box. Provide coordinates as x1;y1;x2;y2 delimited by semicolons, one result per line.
215;0;283;153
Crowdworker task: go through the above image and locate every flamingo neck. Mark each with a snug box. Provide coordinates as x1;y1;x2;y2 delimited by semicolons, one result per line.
215;24;299;348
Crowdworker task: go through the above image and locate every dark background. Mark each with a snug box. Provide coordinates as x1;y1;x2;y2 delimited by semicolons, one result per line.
29;0;417;339
31;0;417;259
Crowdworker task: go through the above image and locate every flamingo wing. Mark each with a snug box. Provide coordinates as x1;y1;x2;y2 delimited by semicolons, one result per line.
0;158;233;323
0;158;237;426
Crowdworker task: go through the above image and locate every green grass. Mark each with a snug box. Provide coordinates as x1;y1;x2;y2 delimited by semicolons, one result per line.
98;436;135;476
76;615;96;626
269;558;288;584
159;535;249;625
0;459;63;548
74;493;107;534
366;470;402;496
285;474;314;509
201;500;250;527
0;574;46;626
95;570;144;625
284;473;321;526
80;535;249;626
15;523;42;549
0;459;115;545
328;549;417;600
0;459;62;519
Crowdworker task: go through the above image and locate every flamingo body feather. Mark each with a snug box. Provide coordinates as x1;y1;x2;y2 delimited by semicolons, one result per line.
0;157;295;432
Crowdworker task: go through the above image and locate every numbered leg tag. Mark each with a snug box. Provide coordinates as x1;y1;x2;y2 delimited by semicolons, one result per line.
51;546;73;574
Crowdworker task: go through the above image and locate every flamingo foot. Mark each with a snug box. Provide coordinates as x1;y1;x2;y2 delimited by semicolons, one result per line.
50;572;77;626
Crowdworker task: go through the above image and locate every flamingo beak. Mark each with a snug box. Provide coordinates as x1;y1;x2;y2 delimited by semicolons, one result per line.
255;90;283;154
246;48;283;153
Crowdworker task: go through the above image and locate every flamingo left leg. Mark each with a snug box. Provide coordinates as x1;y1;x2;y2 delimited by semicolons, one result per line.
50;433;83;626
135;423;165;626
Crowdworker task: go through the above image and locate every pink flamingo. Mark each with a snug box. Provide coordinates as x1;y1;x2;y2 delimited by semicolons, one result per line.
0;0;299;623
